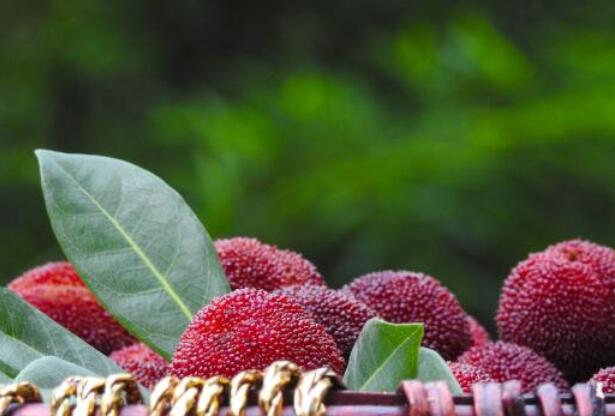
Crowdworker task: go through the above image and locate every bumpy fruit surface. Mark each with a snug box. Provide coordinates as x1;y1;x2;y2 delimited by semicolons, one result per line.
110;343;169;389
457;342;568;393
342;270;471;360
171;289;345;378
273;285;377;355
214;237;325;291
9;262;135;354
448;362;492;393
467;315;490;347
497;239;615;382
590;367;615;393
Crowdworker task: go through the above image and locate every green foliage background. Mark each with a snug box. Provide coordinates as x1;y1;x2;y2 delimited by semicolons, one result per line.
2;0;615;331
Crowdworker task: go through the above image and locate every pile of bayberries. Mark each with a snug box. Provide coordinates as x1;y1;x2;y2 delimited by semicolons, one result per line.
9;237;615;393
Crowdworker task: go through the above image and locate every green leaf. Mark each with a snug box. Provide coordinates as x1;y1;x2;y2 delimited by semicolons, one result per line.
344;318;424;392
0;289;120;378
15;356;97;402
0;362;11;383
15;356;96;384
416;347;462;394
36;150;230;359
0;372;11;384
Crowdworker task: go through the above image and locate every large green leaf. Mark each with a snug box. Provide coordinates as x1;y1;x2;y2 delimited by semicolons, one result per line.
416;347;462;394
15;357;97;402
344;318;423;392
0;289;120;378
36;150;230;359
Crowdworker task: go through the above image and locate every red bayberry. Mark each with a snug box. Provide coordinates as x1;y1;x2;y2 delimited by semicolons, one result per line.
497;239;615;382
273;285;377;356
457;342;568;393
8;262;136;354
110;343;169;389
467;315;490;347
342;271;471;360
448;362;493;393
590;367;615;393
171;289;345;378
214;237;325;291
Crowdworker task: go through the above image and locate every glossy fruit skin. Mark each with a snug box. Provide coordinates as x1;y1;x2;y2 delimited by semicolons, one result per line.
170;289;345;378
497;239;615;383
110;343;169;389
590;367;615;393
214;237;325;291
342;270;471;360
467;315;490;348
448;362;492;393
8;261;136;354
273;285;377;356
457;342;569;393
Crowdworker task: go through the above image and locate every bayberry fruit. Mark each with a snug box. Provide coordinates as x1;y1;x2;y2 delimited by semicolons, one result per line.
171;289;345;378
110;343;169;389
497;239;615;382
342;270;471;360
214;237;325;291
457;342;568;393
448;362;492;393
273;285;377;356
9;262;135;354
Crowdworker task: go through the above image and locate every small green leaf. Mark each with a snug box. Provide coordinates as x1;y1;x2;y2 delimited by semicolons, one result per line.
0;289;120;378
15;356;96;384
15;357;97;401
416;347;462;394
36;150;230;359
344;318;424;392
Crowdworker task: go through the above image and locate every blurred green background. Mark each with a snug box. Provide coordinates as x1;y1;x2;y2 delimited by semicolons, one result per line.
3;0;615;332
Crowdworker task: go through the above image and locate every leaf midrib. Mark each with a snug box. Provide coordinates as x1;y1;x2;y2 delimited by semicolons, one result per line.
48;158;193;319
359;326;421;390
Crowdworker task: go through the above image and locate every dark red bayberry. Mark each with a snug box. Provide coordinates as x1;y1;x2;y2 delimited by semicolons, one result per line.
342;270;471;360
457;342;568;393
111;343;169;389
497;239;615;382
214;237;325;291
273;285;377;356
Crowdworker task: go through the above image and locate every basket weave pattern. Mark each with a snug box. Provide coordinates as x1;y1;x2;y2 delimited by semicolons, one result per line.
0;361;608;416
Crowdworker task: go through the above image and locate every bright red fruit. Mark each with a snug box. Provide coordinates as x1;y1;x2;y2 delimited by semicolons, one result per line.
342;270;471;360
170;289;345;378
497;239;615;382
214;237;325;291
457;342;568;393
8;262;136;354
273;285;377;356
110;343;169;389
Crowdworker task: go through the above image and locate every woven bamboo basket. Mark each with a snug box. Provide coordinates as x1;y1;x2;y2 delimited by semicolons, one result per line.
0;361;608;416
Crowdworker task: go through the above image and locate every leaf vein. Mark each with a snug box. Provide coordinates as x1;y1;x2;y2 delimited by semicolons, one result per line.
49;159;193;319
358;326;422;390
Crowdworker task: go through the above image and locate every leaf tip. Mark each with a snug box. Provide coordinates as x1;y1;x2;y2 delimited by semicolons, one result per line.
35;148;64;161
34;148;49;158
